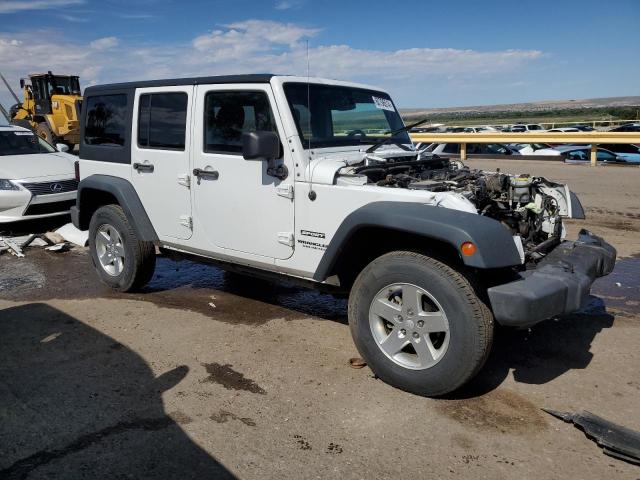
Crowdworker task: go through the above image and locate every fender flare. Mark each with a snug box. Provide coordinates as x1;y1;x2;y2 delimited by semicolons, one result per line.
73;174;158;243
313;201;522;281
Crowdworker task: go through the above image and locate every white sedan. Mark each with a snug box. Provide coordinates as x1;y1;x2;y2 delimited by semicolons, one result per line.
0;125;77;223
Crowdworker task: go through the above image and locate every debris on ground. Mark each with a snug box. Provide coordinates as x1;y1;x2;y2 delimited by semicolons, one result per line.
0;237;25;257
543;409;640;465
45;243;71;253
349;358;367;369
55;223;88;247
43;231;65;245
0;222;87;258
19;234;49;248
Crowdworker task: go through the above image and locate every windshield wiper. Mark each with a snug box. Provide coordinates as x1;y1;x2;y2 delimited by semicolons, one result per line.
365;116;430;153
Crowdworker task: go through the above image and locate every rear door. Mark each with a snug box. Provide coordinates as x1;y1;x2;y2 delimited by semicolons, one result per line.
131;86;193;240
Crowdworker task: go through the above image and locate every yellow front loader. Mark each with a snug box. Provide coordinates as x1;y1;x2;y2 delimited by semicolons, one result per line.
2;71;82;147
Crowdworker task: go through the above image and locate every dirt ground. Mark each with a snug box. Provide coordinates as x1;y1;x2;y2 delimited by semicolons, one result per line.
1;161;639;479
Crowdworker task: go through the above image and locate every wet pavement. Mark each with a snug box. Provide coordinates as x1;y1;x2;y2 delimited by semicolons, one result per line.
0;248;348;324
591;256;640;318
0;245;638;479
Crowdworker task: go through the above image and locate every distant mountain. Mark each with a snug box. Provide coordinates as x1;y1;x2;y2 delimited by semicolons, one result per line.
401;96;640;117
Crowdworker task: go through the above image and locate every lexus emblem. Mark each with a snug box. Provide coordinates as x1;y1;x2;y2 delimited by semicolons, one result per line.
50;183;63;193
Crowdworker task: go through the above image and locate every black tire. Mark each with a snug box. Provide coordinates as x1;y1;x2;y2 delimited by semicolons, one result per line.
348;251;493;397
89;205;156;292
36;122;58;144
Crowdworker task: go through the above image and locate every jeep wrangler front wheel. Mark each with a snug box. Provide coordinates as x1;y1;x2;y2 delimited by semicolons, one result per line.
89;205;156;292
348;251;493;397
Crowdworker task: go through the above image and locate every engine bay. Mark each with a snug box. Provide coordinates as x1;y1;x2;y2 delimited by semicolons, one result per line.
338;155;570;261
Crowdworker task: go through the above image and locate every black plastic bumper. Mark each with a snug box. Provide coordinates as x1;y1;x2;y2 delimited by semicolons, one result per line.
487;229;616;327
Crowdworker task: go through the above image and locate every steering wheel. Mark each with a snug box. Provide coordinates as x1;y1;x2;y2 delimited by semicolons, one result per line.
347;129;366;137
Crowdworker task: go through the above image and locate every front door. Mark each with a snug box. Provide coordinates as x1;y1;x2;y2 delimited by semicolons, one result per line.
192;84;294;260
31;77;52;115
131;86;193;240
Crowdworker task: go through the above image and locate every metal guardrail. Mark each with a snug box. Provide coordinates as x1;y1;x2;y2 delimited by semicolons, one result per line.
410;132;640;165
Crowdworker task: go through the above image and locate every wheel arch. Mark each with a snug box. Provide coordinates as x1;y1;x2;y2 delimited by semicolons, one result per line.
313;202;522;286
73;174;158;243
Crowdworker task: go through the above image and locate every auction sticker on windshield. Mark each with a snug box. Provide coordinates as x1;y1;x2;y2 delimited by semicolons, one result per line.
372;96;395;112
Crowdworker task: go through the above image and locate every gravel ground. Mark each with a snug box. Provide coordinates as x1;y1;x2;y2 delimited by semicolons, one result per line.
0;161;638;479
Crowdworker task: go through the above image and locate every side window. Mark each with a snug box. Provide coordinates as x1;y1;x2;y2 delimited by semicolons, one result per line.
84;94;128;146
485;144;508;154
442;143;460;154
424;143;437;153
566;150;588;161
138;92;188;150
597;150;616;161
204;91;276;154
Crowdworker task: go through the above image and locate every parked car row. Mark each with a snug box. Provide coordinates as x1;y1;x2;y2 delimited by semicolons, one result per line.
411;122;639;134
416;140;640;164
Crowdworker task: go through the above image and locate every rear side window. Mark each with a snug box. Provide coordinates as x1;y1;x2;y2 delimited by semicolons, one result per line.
566;150;588;161
84;94;127;146
138;92;188;150
204;91;276;154
442;143;460;154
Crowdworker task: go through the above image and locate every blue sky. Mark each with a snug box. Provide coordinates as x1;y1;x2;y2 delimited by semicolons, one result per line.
0;0;638;109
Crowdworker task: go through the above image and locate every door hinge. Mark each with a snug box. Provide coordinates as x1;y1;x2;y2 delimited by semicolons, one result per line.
276;184;294;199
180;215;193;230
277;232;294;247
177;174;191;188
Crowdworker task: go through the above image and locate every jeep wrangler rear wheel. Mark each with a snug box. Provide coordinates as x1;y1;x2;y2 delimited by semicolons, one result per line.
89;205;156;292
348;251;493;397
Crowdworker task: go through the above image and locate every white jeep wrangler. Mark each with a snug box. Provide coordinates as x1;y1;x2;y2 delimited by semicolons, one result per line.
73;74;616;396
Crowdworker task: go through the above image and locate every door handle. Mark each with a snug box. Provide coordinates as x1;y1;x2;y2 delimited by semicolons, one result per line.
193;168;219;180
133;162;154;173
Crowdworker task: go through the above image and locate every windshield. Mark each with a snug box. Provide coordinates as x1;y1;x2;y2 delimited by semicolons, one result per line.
0;131;56;156
283;83;410;149
38;76;81;96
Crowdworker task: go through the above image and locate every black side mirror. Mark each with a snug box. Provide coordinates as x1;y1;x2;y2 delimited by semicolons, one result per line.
242;131;280;160
19;78;25;89
242;131;287;180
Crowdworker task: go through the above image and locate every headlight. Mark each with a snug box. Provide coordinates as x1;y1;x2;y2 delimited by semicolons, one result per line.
0;179;19;191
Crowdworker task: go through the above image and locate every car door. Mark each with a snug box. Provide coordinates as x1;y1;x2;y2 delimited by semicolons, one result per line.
130;86;193;240
596;149;617;162
191;84;294;260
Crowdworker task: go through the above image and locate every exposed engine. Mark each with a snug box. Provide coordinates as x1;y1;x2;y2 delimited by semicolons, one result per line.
339;156;567;261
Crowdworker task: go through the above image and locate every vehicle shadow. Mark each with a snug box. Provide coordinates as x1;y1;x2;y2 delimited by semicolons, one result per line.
0;303;235;479
0;215;71;236
449;296;615;399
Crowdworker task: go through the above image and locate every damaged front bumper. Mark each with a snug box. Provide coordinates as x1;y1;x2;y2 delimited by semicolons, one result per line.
487;229;616;327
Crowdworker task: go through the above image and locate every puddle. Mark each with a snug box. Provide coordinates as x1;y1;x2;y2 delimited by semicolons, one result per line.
1;249;635;323
0;260;45;291
0;249;348;325
200;362;266;394
435;388;547;434
590;256;640;317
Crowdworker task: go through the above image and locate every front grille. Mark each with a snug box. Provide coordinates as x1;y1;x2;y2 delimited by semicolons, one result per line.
21;179;78;196
24;200;75;216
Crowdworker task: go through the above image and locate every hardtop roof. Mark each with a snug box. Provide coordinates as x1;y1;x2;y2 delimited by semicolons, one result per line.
84;74;276;93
